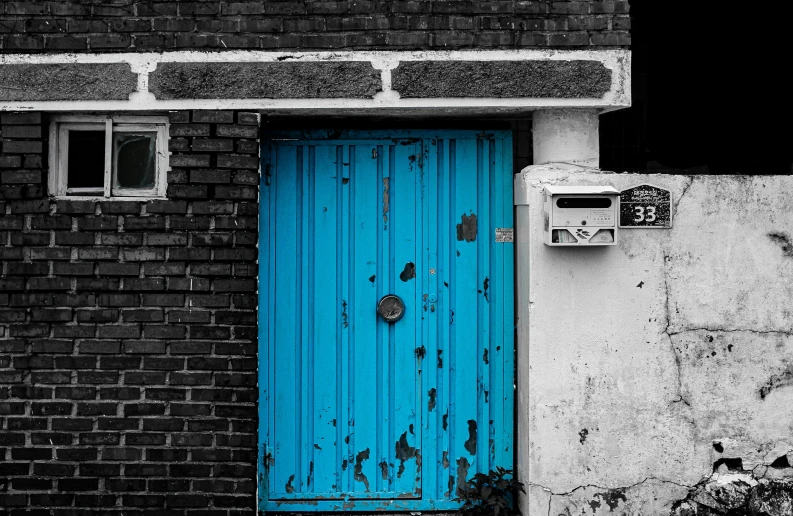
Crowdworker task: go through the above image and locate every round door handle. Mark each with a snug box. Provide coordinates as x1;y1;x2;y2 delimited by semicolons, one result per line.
377;294;405;323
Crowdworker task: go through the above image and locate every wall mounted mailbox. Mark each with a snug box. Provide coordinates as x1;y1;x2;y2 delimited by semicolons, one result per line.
543;185;620;246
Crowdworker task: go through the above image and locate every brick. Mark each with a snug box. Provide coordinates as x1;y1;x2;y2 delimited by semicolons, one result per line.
141;293;184;307
187;294;229;307
0;248;24;261
167;184;209;198
97;325;141;338
30;371;71;384
233;170;259;185
100;201;141;215
30;247;70;260
89;236;128;250
59;478;99;491
214;123;258;139
11;232;50;246
106;478;146;491
143;324;185;339
146;199;187;214
192;139;234;152
169;217;211;232
89;33;132;48
76;278;119;291
0;113;41;125
169;124;210;137
10;323;50;337
192;111;235;123
56;447;96;460
78;247;119;260
10;199;48;213
547;31;590;46
0;401;26;414
11;478;52;490
98;417;138;430
0;155;23;167
55;231;95;245
166;494;209;507
31;340;73;353
215;215;256;229
79;341;121;354
125;371;167;385
79;431;120;443
215;185;257;199
214;279;256;292
170;341;212;353
121;309;164;322
55;387;95;400
98;387;140;400
75;309;118;323
124;216;166;231
78;216;117;231
236;140;259;154
31;433;72;446
102;447;141;461
11;445;54;460
5;35;46;50
142;417;184;431
144;388;183;400
192;233;232;246
146;233;187;245
121;247;165;261
30;307;72;321
79;463;120;476
46;35;90;49
190;169;231;183
125;463;167;476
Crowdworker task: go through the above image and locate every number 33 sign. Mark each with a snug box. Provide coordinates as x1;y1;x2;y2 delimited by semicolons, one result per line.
619;184;672;228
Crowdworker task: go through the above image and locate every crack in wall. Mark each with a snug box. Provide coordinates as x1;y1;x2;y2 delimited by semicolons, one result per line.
530;477;693;516
671;176;695;219
668;327;793;337
661;252;690;407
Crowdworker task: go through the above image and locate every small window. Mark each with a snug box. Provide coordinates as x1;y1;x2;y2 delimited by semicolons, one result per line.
49;115;168;198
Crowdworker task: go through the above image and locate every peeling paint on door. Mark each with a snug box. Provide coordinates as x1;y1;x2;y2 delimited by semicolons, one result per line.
259;130;514;512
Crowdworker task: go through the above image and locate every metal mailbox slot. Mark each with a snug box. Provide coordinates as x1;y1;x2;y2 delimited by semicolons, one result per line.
543;185;620;246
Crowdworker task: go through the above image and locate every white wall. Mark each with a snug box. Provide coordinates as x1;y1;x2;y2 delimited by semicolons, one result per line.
517;166;793;515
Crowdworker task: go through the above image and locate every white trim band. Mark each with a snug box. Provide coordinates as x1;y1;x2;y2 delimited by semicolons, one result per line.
1;49;630;113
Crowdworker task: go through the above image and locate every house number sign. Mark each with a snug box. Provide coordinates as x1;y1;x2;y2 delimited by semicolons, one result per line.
619;184;672;228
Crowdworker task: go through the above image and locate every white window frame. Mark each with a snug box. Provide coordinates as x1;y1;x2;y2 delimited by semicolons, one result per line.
49;115;169;200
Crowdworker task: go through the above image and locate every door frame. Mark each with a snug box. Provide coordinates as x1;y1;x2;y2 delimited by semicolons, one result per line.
257;129;516;512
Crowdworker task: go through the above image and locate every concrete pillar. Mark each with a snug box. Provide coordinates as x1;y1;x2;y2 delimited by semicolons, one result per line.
532;109;600;167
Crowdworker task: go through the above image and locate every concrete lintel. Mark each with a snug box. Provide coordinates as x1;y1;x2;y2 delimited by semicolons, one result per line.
0;49;631;113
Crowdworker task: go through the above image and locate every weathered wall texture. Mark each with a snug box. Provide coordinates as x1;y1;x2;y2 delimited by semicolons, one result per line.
0;111;259;513
0;1;630;52
148;61;382;99
518;167;793;515
391;60;612;98
0;63;138;101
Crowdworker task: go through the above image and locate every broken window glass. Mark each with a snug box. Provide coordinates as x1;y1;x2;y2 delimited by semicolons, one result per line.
113;132;157;191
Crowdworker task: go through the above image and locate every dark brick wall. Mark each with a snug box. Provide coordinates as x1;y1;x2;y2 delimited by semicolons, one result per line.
0;110;259;514
0;0;630;52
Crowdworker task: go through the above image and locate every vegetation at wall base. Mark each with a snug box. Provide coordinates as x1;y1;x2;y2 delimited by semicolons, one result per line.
457;467;525;516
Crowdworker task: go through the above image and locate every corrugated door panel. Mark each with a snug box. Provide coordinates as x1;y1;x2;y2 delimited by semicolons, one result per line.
260;131;513;512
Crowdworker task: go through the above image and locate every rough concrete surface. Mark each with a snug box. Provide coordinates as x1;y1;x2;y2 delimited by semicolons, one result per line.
148;61;382;100
391;60;612;98
517;168;793;515
0;63;137;101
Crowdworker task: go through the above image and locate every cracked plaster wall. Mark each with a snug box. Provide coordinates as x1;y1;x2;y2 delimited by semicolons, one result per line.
517;167;793;515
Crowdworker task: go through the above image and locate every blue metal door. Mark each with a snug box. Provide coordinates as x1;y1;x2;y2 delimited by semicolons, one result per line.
258;130;514;512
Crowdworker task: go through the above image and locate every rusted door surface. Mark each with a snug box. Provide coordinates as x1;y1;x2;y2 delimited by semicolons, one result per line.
258;130;514;512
